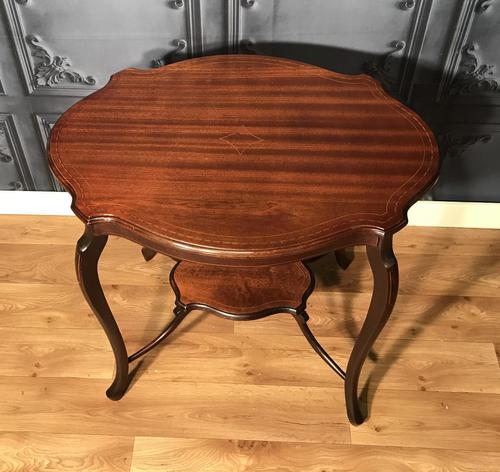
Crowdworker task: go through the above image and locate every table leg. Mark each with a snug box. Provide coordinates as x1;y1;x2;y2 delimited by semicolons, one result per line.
76;227;130;400
345;234;399;425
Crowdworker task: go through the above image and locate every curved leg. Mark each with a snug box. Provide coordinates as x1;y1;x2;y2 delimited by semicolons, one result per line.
141;247;157;261
293;311;346;380
345;234;399;425
76;226;130;400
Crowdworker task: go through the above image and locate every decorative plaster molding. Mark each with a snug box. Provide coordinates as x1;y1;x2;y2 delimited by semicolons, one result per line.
0;115;35;190
26;35;96;87
153;0;202;64
227;0;241;54
476;0;494;13
436;0;499;100
152;39;188;68
439;131;492;158
400;0;416;10
239;38;256;54
33;113;63;191
363;0;432;101
364;40;406;93
3;0;98;95
448;43;499;95
0;123;13;164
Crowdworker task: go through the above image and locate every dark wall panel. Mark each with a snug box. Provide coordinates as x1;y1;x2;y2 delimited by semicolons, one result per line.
0;0;498;201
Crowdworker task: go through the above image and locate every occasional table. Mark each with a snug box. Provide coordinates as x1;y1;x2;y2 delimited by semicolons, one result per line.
48;55;439;425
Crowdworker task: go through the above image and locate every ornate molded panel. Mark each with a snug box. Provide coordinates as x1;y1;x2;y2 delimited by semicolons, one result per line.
433;124;500;201
2;0;195;96
33;112;63;190
0;114;35;190
438;0;500;102
439;130;492;158
448;43;499;96
227;0;432;101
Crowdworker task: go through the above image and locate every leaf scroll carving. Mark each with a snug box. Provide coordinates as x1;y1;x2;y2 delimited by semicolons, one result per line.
25;35;97;87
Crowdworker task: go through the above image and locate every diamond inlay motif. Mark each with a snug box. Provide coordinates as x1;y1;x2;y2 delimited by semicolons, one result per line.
218;127;264;155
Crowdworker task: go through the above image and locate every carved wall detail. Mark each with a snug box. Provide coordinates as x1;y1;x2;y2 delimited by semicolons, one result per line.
152;39;188;68
400;0;416;10
0;123;13;164
364;40;406;93
0;115;35;190
449;43;499;95
151;0;202;66
363;0;433;101
4;0;99;95
33;113;63;190
439;132;492;158
476;0;495;13
26;35;97;87
438;0;500;100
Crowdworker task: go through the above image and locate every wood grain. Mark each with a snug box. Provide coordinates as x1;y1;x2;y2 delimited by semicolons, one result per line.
1;329;498;395
0;377;349;443
236;291;500;342
2;242;499;298
48;55;439;265
1;216;500;470
131;437;500;472
3;215;498;257
0;282;232;333
173;260;311;314
350;389;500;452
0;432;133;471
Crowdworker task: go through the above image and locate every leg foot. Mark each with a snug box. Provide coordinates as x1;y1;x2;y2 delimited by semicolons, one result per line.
345;235;398;425
76;226;129;400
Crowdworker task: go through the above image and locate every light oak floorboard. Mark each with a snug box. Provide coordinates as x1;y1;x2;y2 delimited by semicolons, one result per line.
131;437;500;472
350;389;500;452
1;329;498;394
0;432;133;471
1;216;500;469
0;282;232;333
2;243;500;297
0;377;350;444
0;215;82;245
236;291;500;342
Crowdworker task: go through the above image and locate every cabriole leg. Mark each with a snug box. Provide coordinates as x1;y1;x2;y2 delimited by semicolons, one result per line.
76;226;130;400
345;234;399;425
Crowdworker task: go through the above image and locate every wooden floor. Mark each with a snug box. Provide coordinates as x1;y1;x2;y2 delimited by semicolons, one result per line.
0;215;500;471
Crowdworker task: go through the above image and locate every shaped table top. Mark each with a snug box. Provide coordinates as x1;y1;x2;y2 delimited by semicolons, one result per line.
48;55;439;265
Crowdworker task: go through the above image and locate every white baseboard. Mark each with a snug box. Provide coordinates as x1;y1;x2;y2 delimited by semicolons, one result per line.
1;191;499;229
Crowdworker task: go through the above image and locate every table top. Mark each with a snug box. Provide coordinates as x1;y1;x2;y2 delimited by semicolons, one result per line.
48;55;439;265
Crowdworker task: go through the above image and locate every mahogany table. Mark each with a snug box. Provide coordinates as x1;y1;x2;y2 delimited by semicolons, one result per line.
48;55;439;426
